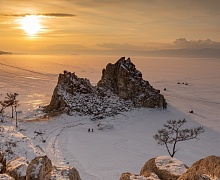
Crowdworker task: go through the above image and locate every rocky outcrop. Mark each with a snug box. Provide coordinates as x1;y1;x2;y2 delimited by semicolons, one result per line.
46;71;130;119
98;57;166;108
46;57;166;119
26;156;52;180
45;166;81;180
120;156;187;180
178;155;220;180
0;174;15;180
0;153;81;180
120;172;160;180
6;157;28;180
0;151;6;173
119;172;132;180
140;156;187;180
25;155;81;180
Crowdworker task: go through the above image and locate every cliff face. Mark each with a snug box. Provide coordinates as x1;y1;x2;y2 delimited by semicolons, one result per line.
97;57;166;108
46;57;167;118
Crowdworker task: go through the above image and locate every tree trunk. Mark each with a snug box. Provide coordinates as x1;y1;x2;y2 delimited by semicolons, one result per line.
15;107;18;127
16;114;18;127
11;106;14;118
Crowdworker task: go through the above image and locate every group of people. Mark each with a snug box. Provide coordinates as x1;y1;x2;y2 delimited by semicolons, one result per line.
88;128;94;132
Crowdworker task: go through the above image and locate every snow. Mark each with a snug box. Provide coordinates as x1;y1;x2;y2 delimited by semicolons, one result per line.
0;55;220;180
130;173;160;180
155;156;187;176
33;158;42;178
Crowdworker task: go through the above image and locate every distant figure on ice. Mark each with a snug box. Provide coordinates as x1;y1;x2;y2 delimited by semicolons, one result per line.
88;128;90;132
92;128;93;132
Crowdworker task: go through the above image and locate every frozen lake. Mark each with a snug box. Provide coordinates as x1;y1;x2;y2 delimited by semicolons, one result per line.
1;55;220;179
0;55;220;131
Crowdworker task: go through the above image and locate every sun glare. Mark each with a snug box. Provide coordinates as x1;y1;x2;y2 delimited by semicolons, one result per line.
21;15;42;36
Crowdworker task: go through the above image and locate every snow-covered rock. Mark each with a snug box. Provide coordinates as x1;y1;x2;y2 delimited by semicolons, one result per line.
0;174;15;180
130;173;160;180
119;172;160;180
0;125;37;163
6;156;28;180
178;155;220;180
44;166;81;180
46;68;131;119
46;57;166;119
26;155;52;180
120;156;186;180
140;156;187;180
155;156;188;176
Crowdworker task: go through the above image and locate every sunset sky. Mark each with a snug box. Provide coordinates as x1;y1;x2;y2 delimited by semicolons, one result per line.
0;0;220;55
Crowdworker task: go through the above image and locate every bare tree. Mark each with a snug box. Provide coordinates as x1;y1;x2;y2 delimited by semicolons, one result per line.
3;93;19;118
0;100;7;115
153;119;205;157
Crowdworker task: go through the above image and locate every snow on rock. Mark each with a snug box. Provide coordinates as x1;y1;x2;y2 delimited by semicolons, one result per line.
46;69;130;119
26;155;53;180
140;157;188;180
120;156;186;180
155;156;187;176
0;174;15;180
6;156;28;180
120;172;160;180
178;155;220;180
0;125;37;162
130;173;160;180
45;166;81;180
46;57;166;119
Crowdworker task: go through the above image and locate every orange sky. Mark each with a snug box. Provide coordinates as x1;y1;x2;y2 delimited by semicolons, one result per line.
0;0;220;55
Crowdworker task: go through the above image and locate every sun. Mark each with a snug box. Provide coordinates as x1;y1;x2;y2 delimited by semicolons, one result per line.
21;15;42;36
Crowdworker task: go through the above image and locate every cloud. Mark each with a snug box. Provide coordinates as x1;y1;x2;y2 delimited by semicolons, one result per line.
173;38;220;49
1;13;76;17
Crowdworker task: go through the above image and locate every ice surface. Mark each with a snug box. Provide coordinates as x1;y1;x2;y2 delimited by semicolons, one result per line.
0;55;220;180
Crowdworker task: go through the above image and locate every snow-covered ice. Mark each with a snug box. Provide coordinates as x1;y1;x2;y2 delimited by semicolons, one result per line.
0;55;220;180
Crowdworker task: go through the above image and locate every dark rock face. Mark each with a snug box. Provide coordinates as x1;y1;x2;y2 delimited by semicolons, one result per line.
0;151;6;174
119;172;131;180
46;57;167;118
97;57;167;108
